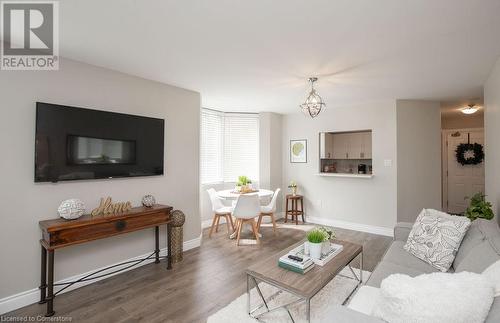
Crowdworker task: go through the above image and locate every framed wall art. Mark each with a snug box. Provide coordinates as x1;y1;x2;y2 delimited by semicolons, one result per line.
290;139;307;163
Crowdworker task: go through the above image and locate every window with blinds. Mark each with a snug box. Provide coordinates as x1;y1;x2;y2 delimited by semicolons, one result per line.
223;113;259;182
200;109;259;184
200;109;224;184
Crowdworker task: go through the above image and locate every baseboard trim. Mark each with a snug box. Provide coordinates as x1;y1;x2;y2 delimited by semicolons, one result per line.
0;234;202;315
306;216;394;237
201;218;215;229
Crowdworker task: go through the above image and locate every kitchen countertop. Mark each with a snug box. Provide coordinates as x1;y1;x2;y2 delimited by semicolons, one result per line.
315;173;374;178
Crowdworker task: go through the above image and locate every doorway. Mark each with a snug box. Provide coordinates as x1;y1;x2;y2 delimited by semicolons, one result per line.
442;128;485;213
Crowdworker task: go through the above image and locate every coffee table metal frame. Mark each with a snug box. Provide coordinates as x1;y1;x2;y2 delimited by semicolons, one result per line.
246;251;363;323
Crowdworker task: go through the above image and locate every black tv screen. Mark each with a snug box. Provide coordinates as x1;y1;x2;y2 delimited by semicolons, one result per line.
35;102;164;182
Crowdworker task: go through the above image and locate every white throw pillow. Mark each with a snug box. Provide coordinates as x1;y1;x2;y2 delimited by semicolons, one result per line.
483;259;500;297
372;272;495;323
404;208;471;272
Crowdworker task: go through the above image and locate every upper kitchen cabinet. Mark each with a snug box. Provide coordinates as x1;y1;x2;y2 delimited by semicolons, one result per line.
360;131;372;159
319;130;373;176
319;132;335;159
323;130;372;160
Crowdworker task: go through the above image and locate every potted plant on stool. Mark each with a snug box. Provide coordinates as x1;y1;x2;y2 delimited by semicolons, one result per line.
288;181;298;196
307;229;328;260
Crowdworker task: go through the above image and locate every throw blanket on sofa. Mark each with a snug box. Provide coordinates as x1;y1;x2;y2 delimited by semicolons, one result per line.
372;272;495;323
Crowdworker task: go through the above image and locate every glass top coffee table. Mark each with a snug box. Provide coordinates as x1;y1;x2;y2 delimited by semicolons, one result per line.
246;239;363;322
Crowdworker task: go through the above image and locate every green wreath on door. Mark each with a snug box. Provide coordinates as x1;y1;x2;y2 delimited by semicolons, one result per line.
455;143;484;165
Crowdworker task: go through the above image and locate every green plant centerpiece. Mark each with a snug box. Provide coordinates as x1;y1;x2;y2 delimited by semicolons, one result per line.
307;228;328;260
464;192;494;221
236;175;253;193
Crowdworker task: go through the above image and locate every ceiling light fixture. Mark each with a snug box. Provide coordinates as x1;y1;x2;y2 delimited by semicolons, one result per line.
300;77;325;118
461;104;479;115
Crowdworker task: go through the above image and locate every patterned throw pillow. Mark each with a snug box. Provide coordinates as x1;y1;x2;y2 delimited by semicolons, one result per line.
404;209;471;272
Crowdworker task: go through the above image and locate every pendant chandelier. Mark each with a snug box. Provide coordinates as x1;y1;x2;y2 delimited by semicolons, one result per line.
300;77;325;118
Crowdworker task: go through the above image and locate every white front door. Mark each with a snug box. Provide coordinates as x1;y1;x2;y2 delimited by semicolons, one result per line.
446;130;485;214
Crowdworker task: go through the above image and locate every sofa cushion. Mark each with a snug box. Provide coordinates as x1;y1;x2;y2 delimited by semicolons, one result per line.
454;219;500;273
455;240;500;273
367;260;433;287
384;241;441;274
486;297;500;323
320;305;385;323
453;219;486;269
483;260;500;297
404;209;471;272
393;222;413;242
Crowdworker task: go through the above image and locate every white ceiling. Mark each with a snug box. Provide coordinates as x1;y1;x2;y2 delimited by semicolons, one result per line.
58;0;500;113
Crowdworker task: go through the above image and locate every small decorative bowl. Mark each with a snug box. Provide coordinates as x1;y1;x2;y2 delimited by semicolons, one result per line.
58;199;85;220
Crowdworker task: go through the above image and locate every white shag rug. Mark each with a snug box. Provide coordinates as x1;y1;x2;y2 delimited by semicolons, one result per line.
207;267;371;323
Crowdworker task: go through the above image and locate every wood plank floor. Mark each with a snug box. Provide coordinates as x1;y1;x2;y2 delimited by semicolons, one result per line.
7;222;391;323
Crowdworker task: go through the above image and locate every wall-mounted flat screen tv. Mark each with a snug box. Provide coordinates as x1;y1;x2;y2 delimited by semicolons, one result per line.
35;102;164;182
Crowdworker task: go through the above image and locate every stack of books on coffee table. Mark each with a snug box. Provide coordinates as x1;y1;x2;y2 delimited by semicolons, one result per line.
278;254;314;274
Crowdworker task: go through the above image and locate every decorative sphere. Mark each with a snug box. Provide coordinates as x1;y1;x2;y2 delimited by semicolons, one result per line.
171;210;186;227
58;199;85;220
141;195;156;207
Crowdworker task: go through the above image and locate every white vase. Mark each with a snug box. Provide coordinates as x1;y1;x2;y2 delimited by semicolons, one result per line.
309;242;323;260
304;241;310;255
322;241;331;255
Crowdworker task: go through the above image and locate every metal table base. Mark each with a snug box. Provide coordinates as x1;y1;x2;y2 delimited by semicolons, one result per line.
247;252;363;323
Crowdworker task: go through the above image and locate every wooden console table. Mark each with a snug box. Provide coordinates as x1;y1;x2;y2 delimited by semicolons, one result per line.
38;204;173;317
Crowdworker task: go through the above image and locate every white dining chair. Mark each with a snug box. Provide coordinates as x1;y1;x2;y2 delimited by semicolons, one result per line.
207;188;234;237
257;188;281;235
232;194;261;246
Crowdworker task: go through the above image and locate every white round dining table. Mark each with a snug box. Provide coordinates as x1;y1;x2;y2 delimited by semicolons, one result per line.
216;188;274;200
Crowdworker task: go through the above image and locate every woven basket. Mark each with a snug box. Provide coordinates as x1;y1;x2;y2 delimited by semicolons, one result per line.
170;210;185;264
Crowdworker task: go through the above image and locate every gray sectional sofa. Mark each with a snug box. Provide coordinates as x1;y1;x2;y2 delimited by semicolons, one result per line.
323;219;500;323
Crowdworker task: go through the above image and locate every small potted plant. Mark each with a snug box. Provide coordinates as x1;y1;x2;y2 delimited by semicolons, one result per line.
307;229;328;260
464;193;494;221
288;180;298;196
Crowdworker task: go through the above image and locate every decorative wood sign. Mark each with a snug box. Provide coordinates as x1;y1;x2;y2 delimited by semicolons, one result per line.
91;197;133;216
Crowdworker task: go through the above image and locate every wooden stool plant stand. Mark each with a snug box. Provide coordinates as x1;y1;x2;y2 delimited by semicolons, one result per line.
285;194;305;224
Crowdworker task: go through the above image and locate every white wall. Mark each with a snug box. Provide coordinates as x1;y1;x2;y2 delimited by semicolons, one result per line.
282;101;398;234
441;112;484;129
259;112;283;211
485;57;500;224
396;100;442;222
0;58;201;300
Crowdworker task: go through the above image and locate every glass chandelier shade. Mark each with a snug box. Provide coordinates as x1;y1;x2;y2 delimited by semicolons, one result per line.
300;77;325;118
461;104;479;115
